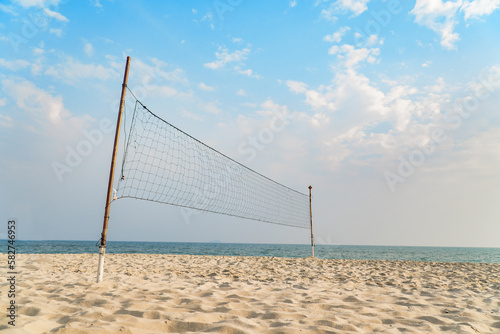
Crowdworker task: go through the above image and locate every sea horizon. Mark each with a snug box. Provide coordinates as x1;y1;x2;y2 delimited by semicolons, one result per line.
5;238;500;248
4;240;500;263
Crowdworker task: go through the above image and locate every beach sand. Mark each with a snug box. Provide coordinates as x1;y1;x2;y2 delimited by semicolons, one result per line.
1;253;499;333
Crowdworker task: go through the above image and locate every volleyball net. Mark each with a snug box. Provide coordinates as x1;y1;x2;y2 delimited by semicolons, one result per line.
114;97;310;229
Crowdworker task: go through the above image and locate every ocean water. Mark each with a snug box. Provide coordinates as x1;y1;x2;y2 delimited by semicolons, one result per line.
7;240;500;263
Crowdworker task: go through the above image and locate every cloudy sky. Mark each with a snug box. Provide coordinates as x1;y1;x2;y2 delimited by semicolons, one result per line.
1;0;499;247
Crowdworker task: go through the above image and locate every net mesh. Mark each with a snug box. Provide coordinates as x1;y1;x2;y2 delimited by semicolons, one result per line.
115;99;310;229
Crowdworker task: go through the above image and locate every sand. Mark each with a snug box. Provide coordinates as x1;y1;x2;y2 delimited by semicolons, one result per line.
1;253;499;333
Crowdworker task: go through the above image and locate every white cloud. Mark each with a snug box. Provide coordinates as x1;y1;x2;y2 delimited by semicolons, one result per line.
329;44;380;68
238;68;252;76
318;0;369;21
411;0;500;50
199;82;215;91
411;0;462;50
284;68;473;172
290;0;298;7
33;47;44;55
468;65;500;95
43;7;68;22
200;101;221;115
31;59;43;76
3;77;69;124
0;113;12;128
287;80;336;111
384;85;418;132
311;113;330;127
204;46;251;70
181;109;203;122
440;20;460;49
1;77;94;145
335;0;370;16
12;0;60;8
204;45;260;78
320;8;338;22
286;80;308;94
44;57;118;83
84;43;94;57
236;68;260;79
461;0;500;20
324;26;350;43
331;70;388;119
287;69;450;159
0;113;12;127
0;4;17;15
101;55;500;200
132;58;189;85
366;34;381;46
0;58;30;71
202;11;213;22
91;0;102;8
127;58;191;99
422;60;432;67
412;0;462;20
260;99;283;113
236;89;247;96
145;85;181;98
227;100;299;150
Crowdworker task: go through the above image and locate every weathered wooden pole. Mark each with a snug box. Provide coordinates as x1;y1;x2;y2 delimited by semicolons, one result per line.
309;185;314;257
96;56;131;283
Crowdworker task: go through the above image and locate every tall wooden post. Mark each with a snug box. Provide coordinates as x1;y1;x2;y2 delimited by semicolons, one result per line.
309;185;314;257
96;56;131;283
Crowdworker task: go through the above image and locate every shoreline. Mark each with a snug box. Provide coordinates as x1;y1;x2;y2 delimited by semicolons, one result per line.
1;254;500;333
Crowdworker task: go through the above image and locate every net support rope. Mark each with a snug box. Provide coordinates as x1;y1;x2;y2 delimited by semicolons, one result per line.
115;94;310;229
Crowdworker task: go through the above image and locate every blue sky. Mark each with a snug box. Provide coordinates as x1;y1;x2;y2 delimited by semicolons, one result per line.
1;0;500;247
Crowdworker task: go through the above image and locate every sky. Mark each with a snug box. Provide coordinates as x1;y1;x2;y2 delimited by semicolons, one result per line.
1;0;500;247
